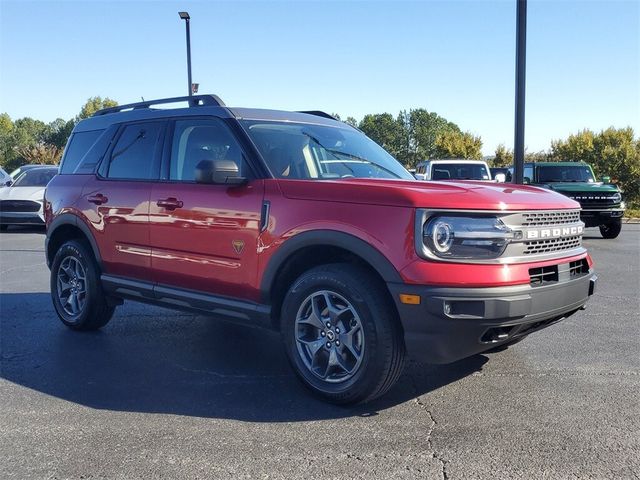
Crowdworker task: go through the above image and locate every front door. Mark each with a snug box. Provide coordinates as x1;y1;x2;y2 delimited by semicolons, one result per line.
148;117;265;302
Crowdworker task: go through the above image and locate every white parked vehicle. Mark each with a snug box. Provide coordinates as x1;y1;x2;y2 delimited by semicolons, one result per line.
0;166;58;230
414;159;498;181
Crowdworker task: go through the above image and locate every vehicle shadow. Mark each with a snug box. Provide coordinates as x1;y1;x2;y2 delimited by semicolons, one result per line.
0;292;488;422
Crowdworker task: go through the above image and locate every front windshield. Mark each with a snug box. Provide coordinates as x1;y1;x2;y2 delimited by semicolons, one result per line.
537;165;595;183
431;163;490;180
12;168;57;187
240;120;413;180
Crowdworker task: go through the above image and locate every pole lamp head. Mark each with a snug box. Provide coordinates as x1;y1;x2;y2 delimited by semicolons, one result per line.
178;11;190;20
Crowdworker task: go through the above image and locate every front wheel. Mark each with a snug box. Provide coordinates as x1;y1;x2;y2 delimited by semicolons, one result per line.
599;219;622;239
281;264;405;404
50;239;115;330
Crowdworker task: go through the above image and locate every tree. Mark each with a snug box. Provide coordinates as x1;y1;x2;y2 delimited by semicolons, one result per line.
406;109;460;166
44;118;75;149
358;113;405;161
492;144;513;167
344;116;358;128
77;96;118;120
433;130;483;159
15;144;62;165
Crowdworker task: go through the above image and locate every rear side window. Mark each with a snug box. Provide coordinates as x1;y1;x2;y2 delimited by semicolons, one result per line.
60;130;103;174
106;122;164;180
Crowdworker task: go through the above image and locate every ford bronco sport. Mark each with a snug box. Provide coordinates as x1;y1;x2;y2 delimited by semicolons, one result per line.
510;161;625;239
44;95;597;404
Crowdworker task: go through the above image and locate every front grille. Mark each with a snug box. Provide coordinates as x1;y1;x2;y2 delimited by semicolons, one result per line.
0;200;41;213
521;210;580;226
523;236;582;255
529;265;559;285
569;195;620;209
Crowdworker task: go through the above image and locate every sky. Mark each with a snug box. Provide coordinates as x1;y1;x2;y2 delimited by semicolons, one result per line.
0;0;638;155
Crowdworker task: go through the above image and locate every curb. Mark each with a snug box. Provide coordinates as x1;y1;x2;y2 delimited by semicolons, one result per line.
623;218;640;224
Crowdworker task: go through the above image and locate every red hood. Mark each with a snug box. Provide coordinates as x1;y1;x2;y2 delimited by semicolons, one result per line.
276;178;580;211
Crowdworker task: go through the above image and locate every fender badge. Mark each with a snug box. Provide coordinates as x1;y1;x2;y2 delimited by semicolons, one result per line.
232;240;245;255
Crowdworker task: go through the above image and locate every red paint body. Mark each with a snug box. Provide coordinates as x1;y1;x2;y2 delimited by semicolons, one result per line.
46;174;591;303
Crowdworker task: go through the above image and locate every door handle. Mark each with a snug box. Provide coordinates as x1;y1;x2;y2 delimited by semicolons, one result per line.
156;197;184;210
87;194;108;205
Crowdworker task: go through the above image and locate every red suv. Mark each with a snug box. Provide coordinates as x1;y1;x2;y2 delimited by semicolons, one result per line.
45;95;597;404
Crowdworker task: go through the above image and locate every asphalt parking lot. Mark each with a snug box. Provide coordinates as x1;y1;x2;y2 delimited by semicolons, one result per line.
1;225;638;479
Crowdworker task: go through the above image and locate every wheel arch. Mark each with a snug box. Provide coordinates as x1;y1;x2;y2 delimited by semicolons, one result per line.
46;214;103;270
261;230;403;329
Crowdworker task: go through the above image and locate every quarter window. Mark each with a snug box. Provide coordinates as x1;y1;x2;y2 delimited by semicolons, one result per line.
107;122;163;180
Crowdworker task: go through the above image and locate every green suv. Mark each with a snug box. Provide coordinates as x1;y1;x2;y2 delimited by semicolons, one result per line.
511;162;625;239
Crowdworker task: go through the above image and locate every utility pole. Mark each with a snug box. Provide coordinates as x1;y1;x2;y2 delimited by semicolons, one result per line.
178;11;193;97
514;0;527;184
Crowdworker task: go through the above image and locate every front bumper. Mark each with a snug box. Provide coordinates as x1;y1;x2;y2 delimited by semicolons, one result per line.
388;271;596;364
0;212;45;225
580;209;624;227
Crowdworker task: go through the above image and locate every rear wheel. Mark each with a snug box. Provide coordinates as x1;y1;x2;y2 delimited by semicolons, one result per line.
599;219;622;239
281;264;405;404
50;239;115;330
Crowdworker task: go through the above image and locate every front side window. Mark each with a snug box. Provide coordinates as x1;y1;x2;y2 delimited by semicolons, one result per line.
170;118;245;181
240;120;413;180
107;122;163;180
536;165;595;183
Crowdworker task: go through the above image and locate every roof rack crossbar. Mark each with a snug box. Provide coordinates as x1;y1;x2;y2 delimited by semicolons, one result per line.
93;94;226;116
296;111;338;121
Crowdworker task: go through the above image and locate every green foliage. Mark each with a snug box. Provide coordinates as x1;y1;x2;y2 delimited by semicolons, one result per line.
492;144;513;167
77;96;118;120
359;113;405;160
433;130;483;159
0;97;118;172
551;127;640;206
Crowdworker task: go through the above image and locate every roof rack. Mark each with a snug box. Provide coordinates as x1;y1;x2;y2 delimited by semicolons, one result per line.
297;111;338;121
93;94;226;116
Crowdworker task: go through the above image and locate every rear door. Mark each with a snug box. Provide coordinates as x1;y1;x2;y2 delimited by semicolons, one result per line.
148;117;265;301
81;120;165;281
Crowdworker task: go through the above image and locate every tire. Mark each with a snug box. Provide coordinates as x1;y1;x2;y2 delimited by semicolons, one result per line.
281;264;405;405
599;219;622;239
50;239;115;330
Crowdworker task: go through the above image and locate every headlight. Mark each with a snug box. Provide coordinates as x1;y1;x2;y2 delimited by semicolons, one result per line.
421;215;517;259
611;192;622;203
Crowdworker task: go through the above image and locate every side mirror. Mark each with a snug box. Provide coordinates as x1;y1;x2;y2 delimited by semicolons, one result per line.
523;176;531;184
4;180;12;187
601;176;611;184
494;173;506;183
195;159;247;185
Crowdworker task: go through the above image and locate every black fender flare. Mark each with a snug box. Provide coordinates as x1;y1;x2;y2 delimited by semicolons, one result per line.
46;213;103;270
260;229;403;303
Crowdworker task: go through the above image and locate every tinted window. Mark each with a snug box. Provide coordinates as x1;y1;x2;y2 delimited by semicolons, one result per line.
536;165;595;183
431;163;489;180
60;130;103;174
107;122;163;180
170;118;245;181
12;168;57;187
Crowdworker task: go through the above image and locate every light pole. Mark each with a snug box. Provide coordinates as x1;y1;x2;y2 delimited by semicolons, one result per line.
178;11;193;97
513;0;527;184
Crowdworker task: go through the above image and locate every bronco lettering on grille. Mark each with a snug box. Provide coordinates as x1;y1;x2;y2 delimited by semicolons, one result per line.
526;225;584;239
